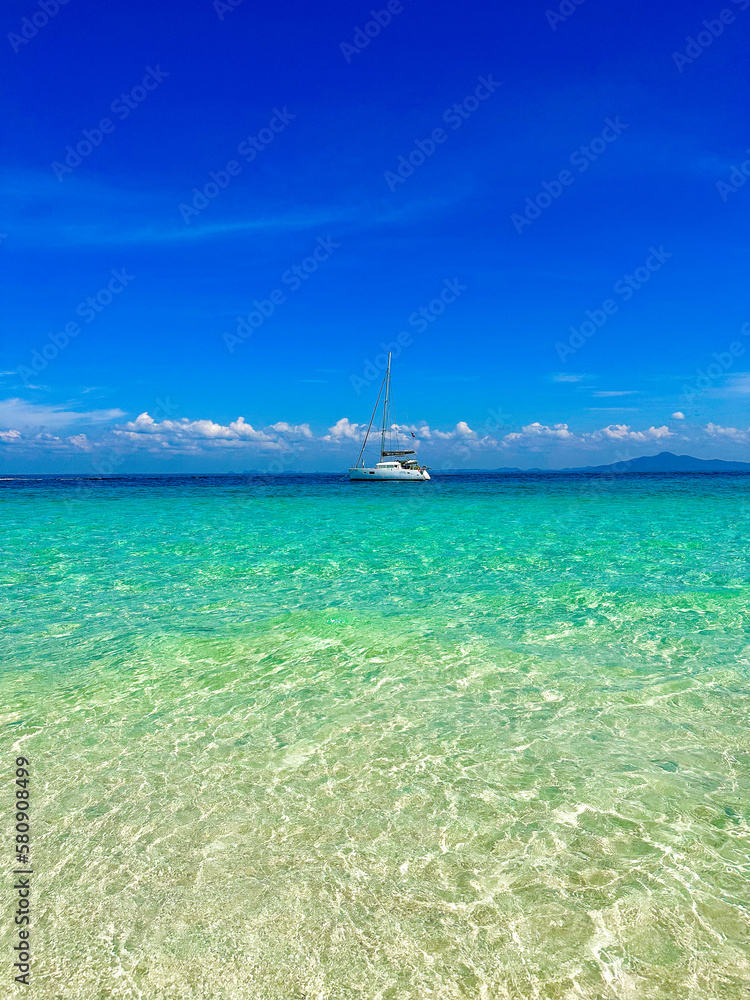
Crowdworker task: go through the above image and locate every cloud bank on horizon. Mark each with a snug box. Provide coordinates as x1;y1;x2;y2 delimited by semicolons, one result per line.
0;398;746;472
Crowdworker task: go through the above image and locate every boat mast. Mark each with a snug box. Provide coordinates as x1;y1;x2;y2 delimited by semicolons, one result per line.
354;369;386;468
380;351;392;460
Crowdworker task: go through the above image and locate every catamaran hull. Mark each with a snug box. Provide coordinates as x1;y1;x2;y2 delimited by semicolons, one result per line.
349;467;430;481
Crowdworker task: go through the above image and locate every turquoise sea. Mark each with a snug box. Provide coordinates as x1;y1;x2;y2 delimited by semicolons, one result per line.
2;473;750;999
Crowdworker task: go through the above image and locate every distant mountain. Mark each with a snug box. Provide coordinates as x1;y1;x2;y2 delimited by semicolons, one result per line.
560;451;750;473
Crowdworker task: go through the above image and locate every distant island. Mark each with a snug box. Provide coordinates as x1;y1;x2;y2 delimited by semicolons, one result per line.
437;452;750;474
559;452;750;473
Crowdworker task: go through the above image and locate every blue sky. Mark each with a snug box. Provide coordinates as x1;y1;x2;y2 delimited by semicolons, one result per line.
2;0;749;471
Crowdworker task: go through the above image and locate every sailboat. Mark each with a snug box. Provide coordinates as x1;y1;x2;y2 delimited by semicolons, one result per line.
349;352;431;481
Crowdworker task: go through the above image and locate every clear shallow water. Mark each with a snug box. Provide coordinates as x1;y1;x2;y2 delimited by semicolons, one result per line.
2;473;750;999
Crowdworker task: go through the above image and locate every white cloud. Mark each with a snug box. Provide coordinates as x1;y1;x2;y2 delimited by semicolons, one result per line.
323;417;363;442
323;419;497;450
0;428;98;451
431;420;477;440
672;411;685;420
395;421;497;448
501;422;673;450
114;412;287;451
589;424;672;443
723;373;750;395
503;422;575;445
270;422;313;438
549;373;592;383
705;423;749;443
0;398;125;430
591;390;638;397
